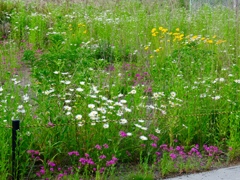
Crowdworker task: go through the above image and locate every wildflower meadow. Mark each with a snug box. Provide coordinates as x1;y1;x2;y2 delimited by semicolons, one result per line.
0;0;239;179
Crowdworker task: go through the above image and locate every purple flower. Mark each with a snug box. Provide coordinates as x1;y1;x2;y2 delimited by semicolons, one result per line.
106;156;118;167
99;155;106;159
103;144;109;149
119;131;127;137
48;161;56;167
148;134;159;142
156;152;161;156
68;151;79;156
170;153;177;160
95;144;102;150
99;167;105;173
79;158;87;165
151;143;157;148
160;144;168;151
50;167;54;172
47;122;55;127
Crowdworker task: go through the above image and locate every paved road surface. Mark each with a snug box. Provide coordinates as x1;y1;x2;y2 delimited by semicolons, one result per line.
166;165;240;180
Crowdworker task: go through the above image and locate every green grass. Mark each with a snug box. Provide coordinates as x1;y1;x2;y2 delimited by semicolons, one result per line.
0;0;239;179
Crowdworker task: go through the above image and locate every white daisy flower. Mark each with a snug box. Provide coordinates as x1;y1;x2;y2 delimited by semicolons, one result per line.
76;87;84;92
88;104;95;109
155;128;161;134
103;123;109;128
140;135;148;140
212;95;221;100
234;79;240;84
75;114;82;120
119;118;128;124
127;132;132;136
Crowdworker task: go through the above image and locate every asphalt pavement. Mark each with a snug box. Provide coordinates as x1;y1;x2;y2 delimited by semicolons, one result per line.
166;165;240;180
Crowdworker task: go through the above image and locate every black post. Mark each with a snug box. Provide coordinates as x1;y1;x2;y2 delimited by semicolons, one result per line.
12;120;20;180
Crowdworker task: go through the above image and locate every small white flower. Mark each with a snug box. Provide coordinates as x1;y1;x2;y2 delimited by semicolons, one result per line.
170;92;176;98
0;86;3;92
18;105;23;109
23;94;29;102
120;99;127;104
212;95;221;100
141;126;148;131
78;122;84;127
129;90;136;94
124;107;131;112
65;100;71;103
134;124;142;128
200;93;206;98
119;118;128;124
118;93;124;98
66;111;72;116
63;105;72;111
65;81;71;85
88;104;95;109
89;111;98;120
91;122;96;126
103;123;109;128
116;110;123;116
234;79;240;84
75;114;82;120
138;119;145;123
80;81;85;85
76;87;84;92
61;72;69;75
153;93;159;99
127;132;132;136
155;128;161;134
108;106;114;109
140;135;148;140
53;71;59;74
219;78;225;82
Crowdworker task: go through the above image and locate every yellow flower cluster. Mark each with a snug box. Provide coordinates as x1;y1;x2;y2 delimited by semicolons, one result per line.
68;23;87;34
146;26;226;59
185;34;226;45
151;26;168;36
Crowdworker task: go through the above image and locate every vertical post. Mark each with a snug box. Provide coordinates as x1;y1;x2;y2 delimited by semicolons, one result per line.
12;120;20;180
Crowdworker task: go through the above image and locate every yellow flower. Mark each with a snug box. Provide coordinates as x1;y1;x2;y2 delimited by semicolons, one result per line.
151;28;157;33
201;37;205;41
176;28;180;32
213;35;216;38
216;40;226;45
154;48;160;53
159;26;163;31
207;39;213;44
150;55;154;58
162;28;168;33
192;35;198;40
144;46;149;50
83;30;87;34
152;33;157;37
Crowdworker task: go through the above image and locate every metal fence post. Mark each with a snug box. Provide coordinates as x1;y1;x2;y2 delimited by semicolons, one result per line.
12;120;20;180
